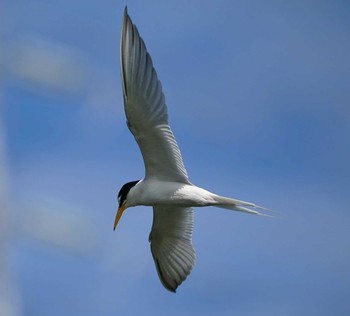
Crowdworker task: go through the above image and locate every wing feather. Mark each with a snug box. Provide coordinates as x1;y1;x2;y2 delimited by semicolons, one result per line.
149;206;195;292
120;8;189;183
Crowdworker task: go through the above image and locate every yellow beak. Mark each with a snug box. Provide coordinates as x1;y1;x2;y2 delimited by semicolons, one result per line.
114;204;126;231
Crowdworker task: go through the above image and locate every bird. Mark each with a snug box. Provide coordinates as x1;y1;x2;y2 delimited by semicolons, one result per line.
114;7;270;292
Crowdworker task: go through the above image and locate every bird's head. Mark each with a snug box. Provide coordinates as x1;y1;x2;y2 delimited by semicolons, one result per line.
114;180;140;230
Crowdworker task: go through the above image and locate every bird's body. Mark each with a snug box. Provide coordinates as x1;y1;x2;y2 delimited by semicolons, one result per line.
114;7;269;292
125;179;263;213
125;180;214;208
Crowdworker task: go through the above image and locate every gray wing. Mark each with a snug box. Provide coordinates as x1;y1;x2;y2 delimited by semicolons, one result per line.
120;8;190;183
149;206;195;292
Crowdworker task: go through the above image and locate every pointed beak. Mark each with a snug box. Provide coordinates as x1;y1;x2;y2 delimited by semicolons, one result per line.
114;203;126;231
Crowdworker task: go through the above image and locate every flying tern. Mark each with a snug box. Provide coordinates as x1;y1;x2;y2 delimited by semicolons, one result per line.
114;7;269;292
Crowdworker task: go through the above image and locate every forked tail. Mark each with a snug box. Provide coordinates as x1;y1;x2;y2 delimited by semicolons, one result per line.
214;195;272;217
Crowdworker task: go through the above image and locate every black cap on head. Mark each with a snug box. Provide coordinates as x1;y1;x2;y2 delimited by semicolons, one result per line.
118;180;140;207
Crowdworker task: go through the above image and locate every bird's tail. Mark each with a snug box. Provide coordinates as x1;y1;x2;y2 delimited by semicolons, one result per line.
213;195;272;217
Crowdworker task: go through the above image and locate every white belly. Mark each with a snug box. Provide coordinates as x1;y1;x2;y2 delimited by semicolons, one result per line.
127;180;217;208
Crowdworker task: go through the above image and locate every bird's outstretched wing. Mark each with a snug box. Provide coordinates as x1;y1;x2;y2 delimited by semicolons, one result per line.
120;8;190;183
149;206;195;292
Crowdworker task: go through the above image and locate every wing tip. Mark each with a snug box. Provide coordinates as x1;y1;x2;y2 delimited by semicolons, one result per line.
155;259;177;293
152;242;195;293
120;6;132;98
122;6;129;28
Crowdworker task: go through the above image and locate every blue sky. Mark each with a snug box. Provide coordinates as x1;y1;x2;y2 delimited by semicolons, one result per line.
1;0;350;315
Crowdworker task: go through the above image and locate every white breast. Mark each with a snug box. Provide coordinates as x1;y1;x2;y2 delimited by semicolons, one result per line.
126;179;217;208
